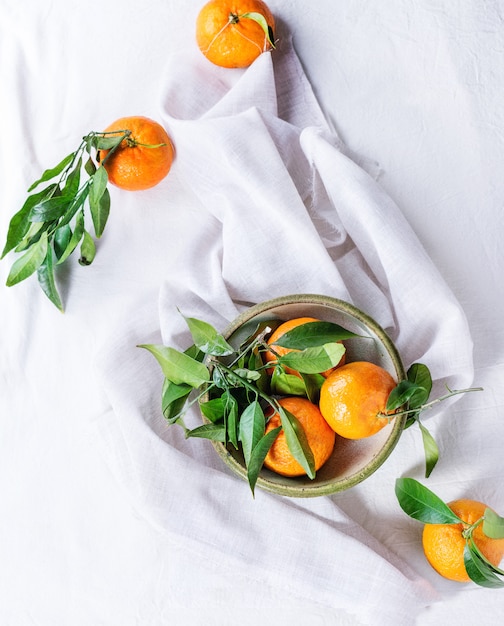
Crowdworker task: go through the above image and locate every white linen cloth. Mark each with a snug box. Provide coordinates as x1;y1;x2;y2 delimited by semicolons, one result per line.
95;38;474;625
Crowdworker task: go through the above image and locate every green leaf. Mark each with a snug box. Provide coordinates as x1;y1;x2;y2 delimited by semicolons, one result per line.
278;343;345;374
200;397;225;423
90;165;108;200
53;224;72;260
183;315;234;356
241;11;276;47
1;184;57;258
247;426;282;496
62;157;82;197
279;406;316;479
37;244;63;312
6;231;48;286
418;421;439;478
403;415;417;430
56;210;85;264
467;533;504;576
89;166;109;237
185;423;226;442
387;363;434;422
78;230;96;266
58;184;90;228
273;321;358;349
223;391;239;449
464;541;504;588
138;344;210;388
162;379;192;422
468;536;504;575
407;363;432;407
214;366;247;388
92;133;126;151
160;344;204;422
84;157;97;176
270;368;307;396
184;344;205;363
238;400;265;467
301;372;325;404
386;380;422;412
248;348;270;393
29;195;72;222
14;221;45;253
95;187;110;238
27;152;76;192
483;508;504;540
395;477;462;524
212;366;227;389
231;367;261;382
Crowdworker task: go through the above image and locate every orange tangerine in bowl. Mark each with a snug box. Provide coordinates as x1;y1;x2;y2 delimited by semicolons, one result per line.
263;316;346;378
200;294;407;498
319;361;397;440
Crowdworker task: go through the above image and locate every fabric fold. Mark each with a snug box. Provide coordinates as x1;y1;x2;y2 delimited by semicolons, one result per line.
95;306;438;626
95;37;474;623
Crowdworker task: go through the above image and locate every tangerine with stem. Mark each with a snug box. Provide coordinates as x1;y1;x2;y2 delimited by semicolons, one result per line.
319;361;397;439
263;317;346;378
263;397;335;477
422;499;504;582
99;116;174;191
196;0;275;68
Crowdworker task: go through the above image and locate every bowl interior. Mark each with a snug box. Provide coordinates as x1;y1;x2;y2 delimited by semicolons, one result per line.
206;294;406;497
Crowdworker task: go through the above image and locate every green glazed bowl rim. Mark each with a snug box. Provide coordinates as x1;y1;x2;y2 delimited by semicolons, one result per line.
204;294;406;498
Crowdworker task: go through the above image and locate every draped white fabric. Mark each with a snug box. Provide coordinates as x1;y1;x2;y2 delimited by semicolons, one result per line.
2;1;503;625
94;38;473;625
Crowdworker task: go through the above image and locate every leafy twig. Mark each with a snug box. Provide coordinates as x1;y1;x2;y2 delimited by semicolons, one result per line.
1;129;130;311
139;313;483;493
386;364;483;478
139;315;352;495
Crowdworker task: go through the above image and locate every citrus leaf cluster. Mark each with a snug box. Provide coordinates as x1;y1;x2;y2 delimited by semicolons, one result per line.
396;478;504;588
1;130;131;310
387;364;482;478
139;315;352;494
386;364;439;477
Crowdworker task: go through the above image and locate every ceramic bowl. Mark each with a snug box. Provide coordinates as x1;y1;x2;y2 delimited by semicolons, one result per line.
204;294;406;497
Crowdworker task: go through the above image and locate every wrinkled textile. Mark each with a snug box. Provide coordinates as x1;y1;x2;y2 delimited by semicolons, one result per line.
95;39;473;625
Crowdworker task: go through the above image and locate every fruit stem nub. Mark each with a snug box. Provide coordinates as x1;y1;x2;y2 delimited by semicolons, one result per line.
227;12;276;49
462;516;484;539
127;139;168;149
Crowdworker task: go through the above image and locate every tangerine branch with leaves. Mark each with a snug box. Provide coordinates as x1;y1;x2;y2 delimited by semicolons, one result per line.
139;314;482;494
1;117;173;311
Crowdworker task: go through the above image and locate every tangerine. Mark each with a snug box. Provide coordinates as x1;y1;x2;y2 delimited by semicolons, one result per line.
263;397;335;477
319;361;396;439
196;0;275;68
99;116;174;191
263;317;345;378
422;499;504;582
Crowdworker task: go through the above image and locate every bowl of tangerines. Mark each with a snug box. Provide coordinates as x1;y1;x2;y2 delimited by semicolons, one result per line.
141;294;413;497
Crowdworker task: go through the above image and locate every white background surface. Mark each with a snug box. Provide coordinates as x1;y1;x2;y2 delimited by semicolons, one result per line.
1;1;504;624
